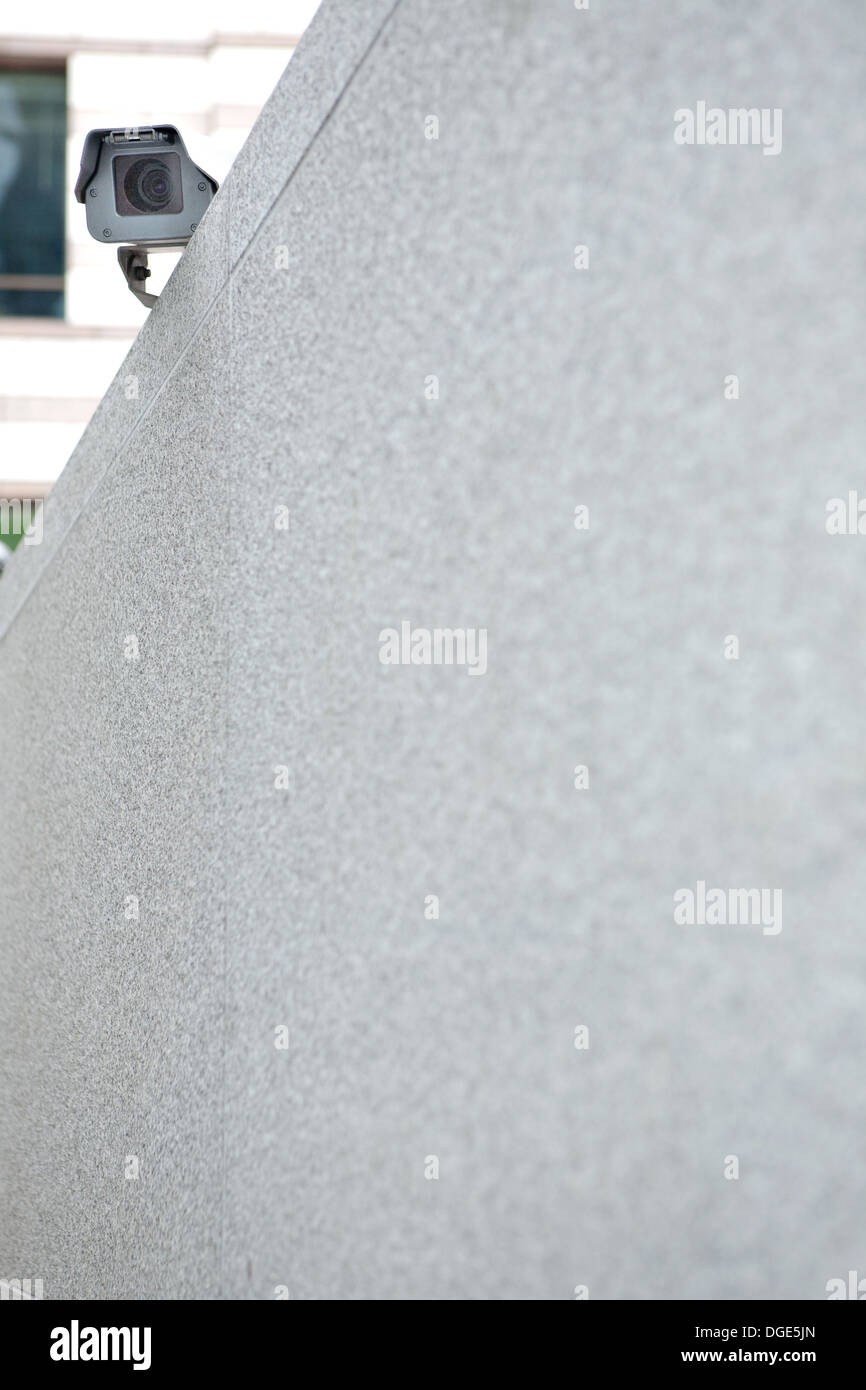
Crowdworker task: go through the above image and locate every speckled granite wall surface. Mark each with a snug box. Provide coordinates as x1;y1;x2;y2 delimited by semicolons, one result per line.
1;0;864;1300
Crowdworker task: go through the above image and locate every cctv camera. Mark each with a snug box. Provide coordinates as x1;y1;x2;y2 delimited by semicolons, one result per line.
74;125;218;306
75;125;216;245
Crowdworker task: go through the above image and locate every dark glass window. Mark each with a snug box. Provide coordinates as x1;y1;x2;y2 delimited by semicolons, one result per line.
0;67;66;318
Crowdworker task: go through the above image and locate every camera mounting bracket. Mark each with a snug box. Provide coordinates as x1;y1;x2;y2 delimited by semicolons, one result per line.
117;247;158;309
117;241;189;310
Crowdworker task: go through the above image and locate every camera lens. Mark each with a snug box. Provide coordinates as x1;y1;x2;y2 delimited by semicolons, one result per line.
124;158;174;213
113;149;184;218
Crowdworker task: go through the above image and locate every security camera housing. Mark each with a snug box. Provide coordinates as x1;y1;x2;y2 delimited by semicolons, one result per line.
75;126;217;247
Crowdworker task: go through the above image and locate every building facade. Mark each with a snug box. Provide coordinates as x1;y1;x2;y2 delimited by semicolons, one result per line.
0;0;318;509
2;0;864;1300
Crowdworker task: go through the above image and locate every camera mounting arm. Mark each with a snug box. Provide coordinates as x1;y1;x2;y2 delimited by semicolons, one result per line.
116;241;189;309
117;247;158;309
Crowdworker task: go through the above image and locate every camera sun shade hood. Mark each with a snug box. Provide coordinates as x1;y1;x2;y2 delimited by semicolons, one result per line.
75;126;218;309
74;125;217;209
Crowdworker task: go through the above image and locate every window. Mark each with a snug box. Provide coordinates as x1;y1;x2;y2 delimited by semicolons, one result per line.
0;67;66;318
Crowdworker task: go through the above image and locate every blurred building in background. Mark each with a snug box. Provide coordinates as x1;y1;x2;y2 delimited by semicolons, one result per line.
0;0;319;511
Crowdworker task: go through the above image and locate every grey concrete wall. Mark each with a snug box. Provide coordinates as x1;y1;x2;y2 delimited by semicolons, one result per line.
2;0;865;1300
